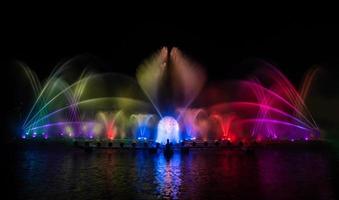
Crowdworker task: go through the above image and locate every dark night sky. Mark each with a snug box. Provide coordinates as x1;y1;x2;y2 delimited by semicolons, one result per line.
3;9;339;141
5;15;339;81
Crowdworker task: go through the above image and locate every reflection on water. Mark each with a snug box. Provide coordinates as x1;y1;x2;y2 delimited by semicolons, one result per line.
154;153;182;199
10;146;339;200
258;149;335;200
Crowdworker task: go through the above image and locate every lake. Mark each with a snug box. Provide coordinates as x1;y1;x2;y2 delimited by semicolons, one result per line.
5;144;339;200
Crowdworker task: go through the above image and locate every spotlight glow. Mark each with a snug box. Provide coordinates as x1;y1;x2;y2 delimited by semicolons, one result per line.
18;47;320;143
156;116;180;144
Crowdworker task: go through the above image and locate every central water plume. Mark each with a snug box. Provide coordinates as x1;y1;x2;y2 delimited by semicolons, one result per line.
156;116;180;144
137;47;206;143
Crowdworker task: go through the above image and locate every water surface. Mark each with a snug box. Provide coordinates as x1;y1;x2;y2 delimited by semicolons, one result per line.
8;145;339;200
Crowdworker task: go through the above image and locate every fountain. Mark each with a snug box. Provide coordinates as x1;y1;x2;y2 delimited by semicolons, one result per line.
97;111;121;140
130;114;155;141
156;116;180;145
16;47;320;148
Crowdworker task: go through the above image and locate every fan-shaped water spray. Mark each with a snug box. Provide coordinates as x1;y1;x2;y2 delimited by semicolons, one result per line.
17;47;320;144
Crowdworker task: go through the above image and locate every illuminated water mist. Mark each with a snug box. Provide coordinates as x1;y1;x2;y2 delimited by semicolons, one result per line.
17;47;320;144
156;116;180;144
